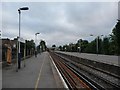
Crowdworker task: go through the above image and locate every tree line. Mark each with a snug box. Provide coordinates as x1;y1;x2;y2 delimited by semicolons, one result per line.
25;39;47;53
57;20;120;55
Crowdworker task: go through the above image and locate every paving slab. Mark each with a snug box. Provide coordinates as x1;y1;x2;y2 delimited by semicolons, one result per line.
2;52;64;89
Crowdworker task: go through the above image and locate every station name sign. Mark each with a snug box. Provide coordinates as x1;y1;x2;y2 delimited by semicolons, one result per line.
18;37;25;43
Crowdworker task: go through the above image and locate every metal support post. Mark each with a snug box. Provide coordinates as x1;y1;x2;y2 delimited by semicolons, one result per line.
18;9;21;69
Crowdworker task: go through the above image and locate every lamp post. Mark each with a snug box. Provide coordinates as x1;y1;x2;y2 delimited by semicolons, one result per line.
39;45;41;54
78;47;80;53
65;47;66;52
90;34;103;55
18;7;29;69
78;39;82;53
35;33;40;55
0;30;1;38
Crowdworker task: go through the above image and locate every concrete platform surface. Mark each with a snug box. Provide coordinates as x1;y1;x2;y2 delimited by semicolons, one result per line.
56;51;120;66
2;52;64;89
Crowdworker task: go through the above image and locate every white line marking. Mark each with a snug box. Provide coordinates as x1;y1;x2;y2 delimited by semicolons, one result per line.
49;54;69;89
34;55;45;90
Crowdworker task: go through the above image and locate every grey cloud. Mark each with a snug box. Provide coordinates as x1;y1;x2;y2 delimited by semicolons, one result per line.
1;2;118;46
63;2;117;35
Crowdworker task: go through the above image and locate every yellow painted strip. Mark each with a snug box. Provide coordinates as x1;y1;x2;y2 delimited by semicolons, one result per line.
34;56;45;90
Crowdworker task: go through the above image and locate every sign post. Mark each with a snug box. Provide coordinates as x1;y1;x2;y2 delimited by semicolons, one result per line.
18;37;25;69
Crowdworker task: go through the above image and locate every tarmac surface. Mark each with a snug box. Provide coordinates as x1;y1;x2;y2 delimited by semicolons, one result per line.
2;52;64;89
56;51;120;67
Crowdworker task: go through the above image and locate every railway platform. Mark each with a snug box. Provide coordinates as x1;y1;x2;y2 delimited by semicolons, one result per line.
56;51;119;66
2;52;65;89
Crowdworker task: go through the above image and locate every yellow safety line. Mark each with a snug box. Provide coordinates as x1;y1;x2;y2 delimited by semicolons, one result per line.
34;55;45;90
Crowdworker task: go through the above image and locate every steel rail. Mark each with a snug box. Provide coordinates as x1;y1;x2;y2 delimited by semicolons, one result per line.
55;52;120;89
49;52;91;90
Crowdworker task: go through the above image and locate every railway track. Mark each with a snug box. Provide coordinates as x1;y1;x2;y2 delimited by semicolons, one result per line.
49;51;120;90
50;51;97;90
56;52;120;78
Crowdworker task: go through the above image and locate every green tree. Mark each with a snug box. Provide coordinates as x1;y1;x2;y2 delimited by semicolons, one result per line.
59;46;62;51
52;45;56;48
26;40;35;56
68;43;76;52
84;39;96;54
109;35;116;55
112;20;120;55
63;45;69;51
81;40;89;53
40;40;47;52
51;45;56;51
102;37;109;55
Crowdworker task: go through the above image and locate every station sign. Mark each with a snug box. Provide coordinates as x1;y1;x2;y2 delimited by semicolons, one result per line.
18;37;25;43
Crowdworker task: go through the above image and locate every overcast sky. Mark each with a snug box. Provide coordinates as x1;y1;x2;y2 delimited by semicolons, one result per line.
1;2;118;47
